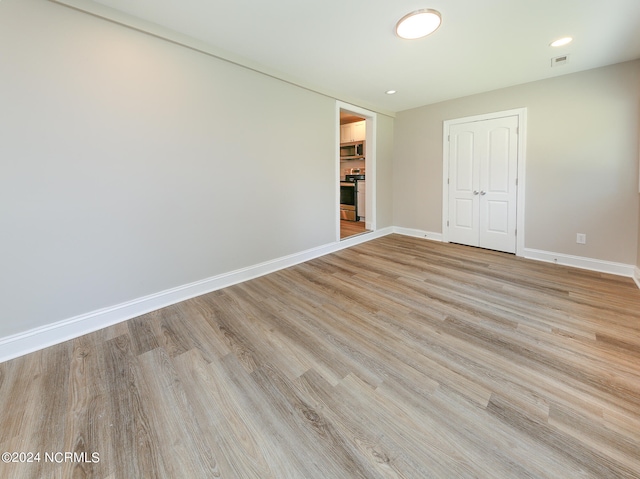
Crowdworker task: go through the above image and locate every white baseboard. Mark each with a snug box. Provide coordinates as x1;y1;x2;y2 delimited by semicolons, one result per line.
392;227;443;242
523;248;636;279
0;227;394;363
634;267;640;289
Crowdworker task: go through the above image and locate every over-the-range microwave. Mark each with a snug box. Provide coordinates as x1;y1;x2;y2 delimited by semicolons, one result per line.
340;140;365;159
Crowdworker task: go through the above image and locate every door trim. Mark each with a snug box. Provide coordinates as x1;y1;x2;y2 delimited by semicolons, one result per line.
442;108;527;256
336;101;377;241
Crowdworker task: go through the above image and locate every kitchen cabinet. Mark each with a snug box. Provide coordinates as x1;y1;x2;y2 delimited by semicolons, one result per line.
340;120;366;143
352;121;366;141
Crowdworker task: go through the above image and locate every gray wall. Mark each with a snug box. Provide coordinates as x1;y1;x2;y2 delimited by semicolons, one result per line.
375;114;395;229
394;60;640;265
0;0;393;337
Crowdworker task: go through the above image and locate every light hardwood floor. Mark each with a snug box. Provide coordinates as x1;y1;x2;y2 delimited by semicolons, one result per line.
1;235;639;478
340;219;368;239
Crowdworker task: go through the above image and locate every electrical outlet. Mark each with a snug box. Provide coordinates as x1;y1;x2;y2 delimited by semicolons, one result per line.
576;233;586;244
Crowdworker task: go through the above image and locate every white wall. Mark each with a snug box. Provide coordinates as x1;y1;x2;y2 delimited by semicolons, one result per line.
0;0;393;339
394;60;640;266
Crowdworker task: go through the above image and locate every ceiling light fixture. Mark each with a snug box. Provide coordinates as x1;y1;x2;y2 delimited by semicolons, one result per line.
386;90;397;95
550;37;573;47
396;9;442;40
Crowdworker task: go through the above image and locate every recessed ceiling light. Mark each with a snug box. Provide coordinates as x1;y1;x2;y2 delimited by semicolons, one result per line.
396;9;442;40
386;90;397;95
550;37;573;47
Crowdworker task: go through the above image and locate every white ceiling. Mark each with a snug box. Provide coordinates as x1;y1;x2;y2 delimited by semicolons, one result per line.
70;0;640;113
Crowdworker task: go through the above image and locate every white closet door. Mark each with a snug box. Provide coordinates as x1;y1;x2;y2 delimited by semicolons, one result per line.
448;116;518;253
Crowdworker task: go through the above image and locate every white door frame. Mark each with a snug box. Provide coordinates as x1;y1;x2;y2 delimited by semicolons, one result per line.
336;101;377;241
442;108;527;256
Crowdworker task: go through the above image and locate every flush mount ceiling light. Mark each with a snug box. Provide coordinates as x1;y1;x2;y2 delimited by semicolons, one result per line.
550;37;573;47
385;90;397;95
396;9;442;40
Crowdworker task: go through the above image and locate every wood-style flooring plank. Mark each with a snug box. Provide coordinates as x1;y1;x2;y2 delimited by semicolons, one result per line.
102;334;167;478
59;334;112;479
136;347;220;478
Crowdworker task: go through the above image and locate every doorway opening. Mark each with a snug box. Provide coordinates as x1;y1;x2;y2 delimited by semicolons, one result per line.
337;102;376;241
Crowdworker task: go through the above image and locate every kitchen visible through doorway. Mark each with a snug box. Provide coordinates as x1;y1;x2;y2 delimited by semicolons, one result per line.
339;109;369;239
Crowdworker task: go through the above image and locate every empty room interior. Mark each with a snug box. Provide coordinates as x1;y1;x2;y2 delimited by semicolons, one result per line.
1;0;640;477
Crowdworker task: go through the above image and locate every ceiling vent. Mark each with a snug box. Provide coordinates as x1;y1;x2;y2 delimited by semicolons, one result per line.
551;54;570;67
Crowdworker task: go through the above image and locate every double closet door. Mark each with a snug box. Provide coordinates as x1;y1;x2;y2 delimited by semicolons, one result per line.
447;115;518;254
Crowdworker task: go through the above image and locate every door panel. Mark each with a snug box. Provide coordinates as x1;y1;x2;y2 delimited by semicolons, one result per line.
448;127;479;246
454;199;474;228
480;117;518;253
455;131;474;191
452;198;478;246
448;116;518;253
486;200;509;232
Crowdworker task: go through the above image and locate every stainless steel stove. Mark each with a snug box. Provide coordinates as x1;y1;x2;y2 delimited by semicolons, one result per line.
340;175;365;221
